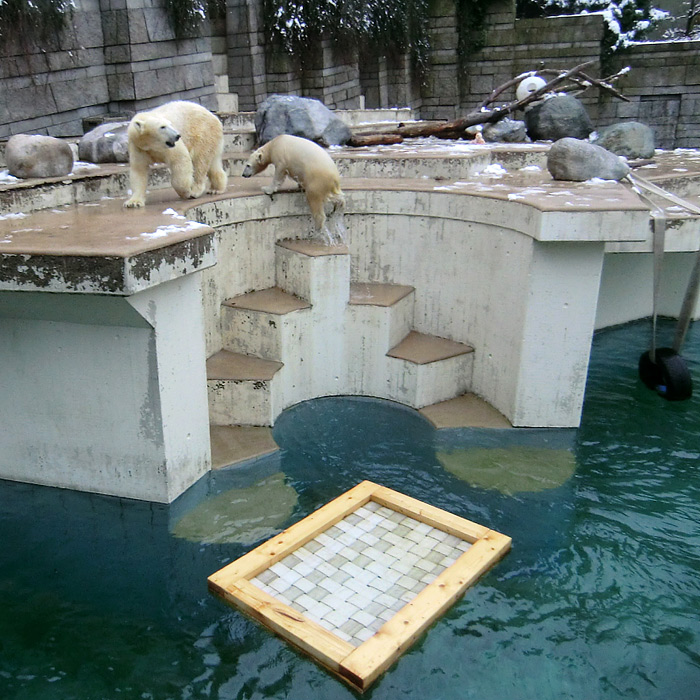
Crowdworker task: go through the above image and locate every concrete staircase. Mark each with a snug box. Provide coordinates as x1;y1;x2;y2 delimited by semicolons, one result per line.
206;239;474;427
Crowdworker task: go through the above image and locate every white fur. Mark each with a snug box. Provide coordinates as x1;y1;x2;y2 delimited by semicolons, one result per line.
124;100;227;208
242;134;345;231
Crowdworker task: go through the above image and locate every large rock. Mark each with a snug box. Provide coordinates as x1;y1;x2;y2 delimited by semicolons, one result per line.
6;134;74;179
591;121;655;160
547;138;630;181
78;122;130;163
483;118;529;143
255;94;351;147
525;95;593;141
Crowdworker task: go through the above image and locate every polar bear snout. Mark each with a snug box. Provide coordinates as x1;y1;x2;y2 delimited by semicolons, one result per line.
242;163;252;177
159;124;181;148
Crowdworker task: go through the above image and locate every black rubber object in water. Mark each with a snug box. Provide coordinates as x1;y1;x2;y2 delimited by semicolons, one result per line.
638;347;693;401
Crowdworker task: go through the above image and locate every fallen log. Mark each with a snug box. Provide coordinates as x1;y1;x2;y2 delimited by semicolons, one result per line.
347;133;404;147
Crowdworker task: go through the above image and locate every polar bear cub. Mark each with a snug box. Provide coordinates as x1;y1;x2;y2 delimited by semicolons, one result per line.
242;134;345;234
124;100;227;208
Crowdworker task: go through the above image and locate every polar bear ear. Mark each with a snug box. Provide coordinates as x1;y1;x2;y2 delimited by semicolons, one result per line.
132;120;143;131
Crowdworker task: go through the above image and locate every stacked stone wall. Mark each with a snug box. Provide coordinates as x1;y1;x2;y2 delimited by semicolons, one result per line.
0;0;698;147
599;41;700;149
0;0;108;139
0;0;216;139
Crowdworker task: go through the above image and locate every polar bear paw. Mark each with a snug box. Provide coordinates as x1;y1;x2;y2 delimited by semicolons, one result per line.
124;197;145;208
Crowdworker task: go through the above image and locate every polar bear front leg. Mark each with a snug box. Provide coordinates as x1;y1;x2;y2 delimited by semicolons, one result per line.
190;149;212;199
168;144;196;199
261;167;287;197
124;148;151;208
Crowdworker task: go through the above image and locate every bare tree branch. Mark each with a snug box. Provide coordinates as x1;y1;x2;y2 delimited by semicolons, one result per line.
346;60;631;146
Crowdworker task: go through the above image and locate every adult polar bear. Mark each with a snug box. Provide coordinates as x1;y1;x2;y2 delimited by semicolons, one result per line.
242;134;345;235
124;100;227;208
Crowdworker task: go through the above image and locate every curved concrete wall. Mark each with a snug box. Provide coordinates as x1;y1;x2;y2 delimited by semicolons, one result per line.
191;184;638;427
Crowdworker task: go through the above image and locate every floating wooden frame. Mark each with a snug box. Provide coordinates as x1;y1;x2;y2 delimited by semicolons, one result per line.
208;480;511;692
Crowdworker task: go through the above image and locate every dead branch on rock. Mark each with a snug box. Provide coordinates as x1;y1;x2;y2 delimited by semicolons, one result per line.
347;60;631;146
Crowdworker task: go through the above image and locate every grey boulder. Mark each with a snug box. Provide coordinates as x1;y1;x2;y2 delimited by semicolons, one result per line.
483;118;529;143
591;121;655;160
6;134;74;179
78;122;130;163
255;94;351;147
547;138;630;181
525;95;594;141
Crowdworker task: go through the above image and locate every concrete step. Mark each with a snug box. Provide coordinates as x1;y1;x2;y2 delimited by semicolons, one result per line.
346;282;416;395
388;330;473;364
206;349;283;427
223;131;256;153
220;287;311;362
220;112;256;130
337;108;415;127
276;239;350;305
386;331;475;408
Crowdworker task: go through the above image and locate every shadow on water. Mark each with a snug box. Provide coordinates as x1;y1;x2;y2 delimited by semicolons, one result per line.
1;319;699;699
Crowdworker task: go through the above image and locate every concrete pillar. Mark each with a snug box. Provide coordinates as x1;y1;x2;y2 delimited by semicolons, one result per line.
0;274;211;503
511;241;606;427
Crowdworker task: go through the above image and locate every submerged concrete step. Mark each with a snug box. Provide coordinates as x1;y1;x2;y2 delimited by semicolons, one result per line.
419;393;511;429
210;425;279;469
206;350;283;426
220;287;311;362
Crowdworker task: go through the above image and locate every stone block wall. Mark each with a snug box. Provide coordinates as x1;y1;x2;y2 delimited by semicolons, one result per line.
598;41;700;149
0;0;216;139
433;0;700;148
0;0;109;138
421;0;460;120
0;0;698;147
102;0;216;112
454;6;605;121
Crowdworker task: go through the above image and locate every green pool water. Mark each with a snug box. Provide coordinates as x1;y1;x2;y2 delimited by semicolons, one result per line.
1;319;699;699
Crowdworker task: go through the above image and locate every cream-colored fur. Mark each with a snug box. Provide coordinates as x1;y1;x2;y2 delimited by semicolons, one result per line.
124;100;227;208
242;134;345;230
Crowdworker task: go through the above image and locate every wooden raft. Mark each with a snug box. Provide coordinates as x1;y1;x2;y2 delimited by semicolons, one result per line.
208;480;511;692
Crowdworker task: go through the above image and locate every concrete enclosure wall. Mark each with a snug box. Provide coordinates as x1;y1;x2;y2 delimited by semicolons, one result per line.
0;0;698;147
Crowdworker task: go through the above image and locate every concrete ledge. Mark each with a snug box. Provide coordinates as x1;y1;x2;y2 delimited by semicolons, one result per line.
0;196;216;294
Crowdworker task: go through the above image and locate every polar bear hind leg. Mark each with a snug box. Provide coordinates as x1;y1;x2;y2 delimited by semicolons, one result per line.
306;189;328;231
206;139;228;193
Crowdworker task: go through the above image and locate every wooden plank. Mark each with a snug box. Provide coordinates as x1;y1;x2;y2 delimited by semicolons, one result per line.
220;578;356;673
370;484;490;543
338;530;512;690
208;480;379;591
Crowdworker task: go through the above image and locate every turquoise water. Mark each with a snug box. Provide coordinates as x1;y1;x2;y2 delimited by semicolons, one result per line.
1;319;700;699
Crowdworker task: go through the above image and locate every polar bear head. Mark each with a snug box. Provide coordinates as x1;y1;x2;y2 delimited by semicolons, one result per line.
242;143;271;178
128;113;181;151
